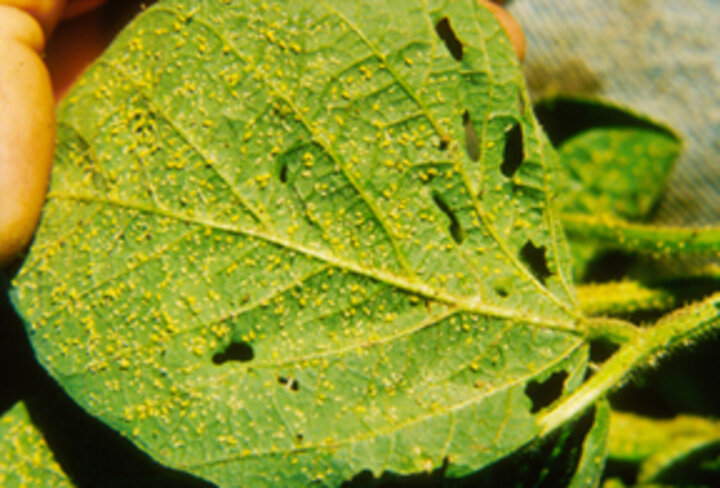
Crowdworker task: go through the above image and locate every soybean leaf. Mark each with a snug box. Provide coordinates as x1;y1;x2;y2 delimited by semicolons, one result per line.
509;0;720;282
539;98;680;222
535;97;680;280
0;402;73;488
12;1;585;486
608;410;720;485
509;0;720;230
566;400;609;488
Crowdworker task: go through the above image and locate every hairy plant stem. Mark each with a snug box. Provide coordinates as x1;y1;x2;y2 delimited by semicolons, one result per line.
539;292;720;438
576;281;675;316
562;213;720;255
580;316;638;344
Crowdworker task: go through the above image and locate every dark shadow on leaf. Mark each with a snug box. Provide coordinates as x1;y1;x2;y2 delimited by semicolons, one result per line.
651;442;720;485
462;110;480;162
534;96;679;148
610;332;720;419
588;338;620;365
603;459;640;486
582;250;636;283
0;279;36;416
342;408;597;488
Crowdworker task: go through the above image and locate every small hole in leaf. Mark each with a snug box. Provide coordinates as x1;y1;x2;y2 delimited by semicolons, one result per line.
462;110;480;161
501;122;524;178
525;370;568;413
520;240;552;284
212;341;254;365
435;17;463;61
278;376;300;392
295;433;304;442
438;138;449;151
279;162;288;183
432;191;465;244
493;284;509;298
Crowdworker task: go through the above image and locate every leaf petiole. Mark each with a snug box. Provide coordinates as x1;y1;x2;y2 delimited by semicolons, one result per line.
561;213;720;256
538;292;720;438
579;316;639;344
576;281;676;316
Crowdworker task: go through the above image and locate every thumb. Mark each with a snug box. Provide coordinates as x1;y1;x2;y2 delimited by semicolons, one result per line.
482;0;526;61
0;4;57;266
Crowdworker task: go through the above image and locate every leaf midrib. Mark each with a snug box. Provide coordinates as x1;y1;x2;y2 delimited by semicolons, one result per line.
145;1;578;316
48;190;579;334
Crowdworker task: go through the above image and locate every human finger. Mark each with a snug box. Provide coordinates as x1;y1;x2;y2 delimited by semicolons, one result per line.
482;0;526;61
1;0;65;34
0;4;55;265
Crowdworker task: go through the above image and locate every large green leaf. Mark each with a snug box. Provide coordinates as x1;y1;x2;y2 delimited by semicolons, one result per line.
12;1;585;486
0;403;73;487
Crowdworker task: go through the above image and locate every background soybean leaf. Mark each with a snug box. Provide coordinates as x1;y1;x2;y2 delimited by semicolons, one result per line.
607;411;720;485
342;403;605;488
534;97;680;281
536;97;679;222
508;0;720;282
568;400;609;488
0;402;74;488
508;0;720;229
11;1;585;486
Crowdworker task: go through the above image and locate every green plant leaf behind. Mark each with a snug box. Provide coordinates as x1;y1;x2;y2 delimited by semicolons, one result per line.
608;410;720;485
0;402;73;487
12;1;585;486
567;400;609;488
535;97;681;280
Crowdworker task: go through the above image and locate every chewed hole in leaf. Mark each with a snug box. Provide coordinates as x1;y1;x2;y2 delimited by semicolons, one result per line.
525;370;568;413
492;280;511;298
279;162;288;183
278;376;300;391
432;191;465;244
520;240;552;284
501;122;524;178
462;110;480;161
493;286;508;298
211;341;254;365
435;17;463;61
